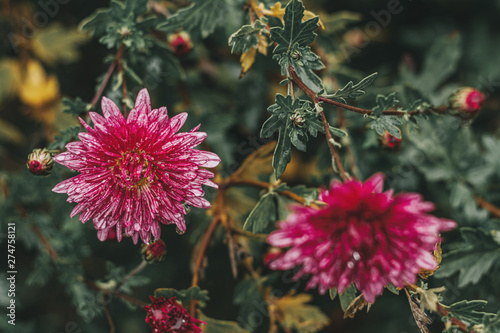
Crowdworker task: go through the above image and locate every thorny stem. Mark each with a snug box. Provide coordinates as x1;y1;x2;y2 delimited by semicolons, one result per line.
320;111;349;182
405;284;477;333
474;196;500;219
102;294;116;333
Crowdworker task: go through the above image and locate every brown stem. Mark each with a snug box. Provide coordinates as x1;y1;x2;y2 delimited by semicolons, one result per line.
85;279;148;308
229;227;268;240
189;215;221;315
405;284;476;333
31;224;59;261
474;196;500;219
102;294;116;333
337;109;359;179
115;43;129;116
320;111;349;182
90;60;117;107
287;64;450;117
221;178;319;207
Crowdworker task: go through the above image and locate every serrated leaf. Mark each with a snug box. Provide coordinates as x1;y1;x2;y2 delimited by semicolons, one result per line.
483;310;500;333
371;92;399;117
80;8;112;37
448;300;489;325
48;126;82;151
339;284;358;313
324;72;378;100
156;0;229;38
370;116;403;138
435;228;500;287
154;286;210;307
199;311;250;333
270;0;319;55
229;20;267;54
62;97;89;116
242;193;277;234
260;94;317;179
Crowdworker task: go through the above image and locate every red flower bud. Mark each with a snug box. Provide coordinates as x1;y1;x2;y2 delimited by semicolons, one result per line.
168;32;193;57
381;131;402;149
27;148;54;176
449;87;485;117
141;239;167;263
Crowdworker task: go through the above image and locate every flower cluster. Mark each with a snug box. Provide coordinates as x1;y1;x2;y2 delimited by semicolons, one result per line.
144;296;205;333
267;173;456;303
53;89;220;243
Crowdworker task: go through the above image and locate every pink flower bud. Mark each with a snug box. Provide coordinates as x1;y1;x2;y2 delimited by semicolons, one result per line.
449;87;485;116
381;130;402;149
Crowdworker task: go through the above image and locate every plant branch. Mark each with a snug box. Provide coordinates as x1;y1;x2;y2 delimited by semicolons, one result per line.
320;111;349;182
475;196;500;219
84;279;148;308
90;57;118;107
31;224;59;261
116;259;148;291
337;108;359;179
287;64;450;117
115;43;128;116
102;294;116;333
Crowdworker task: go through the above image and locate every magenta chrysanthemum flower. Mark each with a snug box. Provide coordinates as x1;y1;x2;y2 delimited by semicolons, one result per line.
267;173;456;303
52;89;220;243
144;296;206;333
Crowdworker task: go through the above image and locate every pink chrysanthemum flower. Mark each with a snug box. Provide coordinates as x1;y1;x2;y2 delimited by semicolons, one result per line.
144;296;206;333
52;89;220;243
267;173;456;303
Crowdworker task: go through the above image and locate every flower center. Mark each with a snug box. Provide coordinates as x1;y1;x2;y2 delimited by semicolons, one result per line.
114;150;155;189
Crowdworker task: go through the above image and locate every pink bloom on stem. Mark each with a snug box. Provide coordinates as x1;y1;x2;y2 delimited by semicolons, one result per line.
267;173;456;303
144;296;206;333
52;89;220;243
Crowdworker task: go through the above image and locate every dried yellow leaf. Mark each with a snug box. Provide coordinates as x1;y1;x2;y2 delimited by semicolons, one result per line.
239;47;257;78
275;293;329;332
263;2;325;29
18;59;60;108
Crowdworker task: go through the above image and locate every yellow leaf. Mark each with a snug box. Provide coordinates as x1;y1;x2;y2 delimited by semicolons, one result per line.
343;294;370;319
419;239;443;279
239;47;257;78
275;293;329;332
256;33;268;55
32;23;89;65
18;59;60;108
263;2;325;30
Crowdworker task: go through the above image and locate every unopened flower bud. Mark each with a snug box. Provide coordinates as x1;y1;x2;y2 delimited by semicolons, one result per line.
381;131;402;149
27;148;54;176
141;239;166;263
449;87;485;116
290;111;305;127
168;31;193;57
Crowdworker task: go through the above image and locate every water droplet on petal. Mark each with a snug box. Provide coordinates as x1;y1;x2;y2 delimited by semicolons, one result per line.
134;223;141;231
347;261;354;269
352;251;361;261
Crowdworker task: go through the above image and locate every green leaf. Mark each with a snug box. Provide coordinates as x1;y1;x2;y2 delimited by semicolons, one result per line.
483;310;500;333
242;193;277;234
156;0;229;38
370;116;403;138
448;299;489;325
228;20;267;54
260;94;318;179
234;276;266;331
62;97;89;116
48;126;82;151
198;311;250;333
270;0;319;55
371;92;399;117
329;288;338;301
80;8;112;37
154;286;210;307
386;284;400;295
339;284;358;313
323;72;378;103
435;228;500;287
